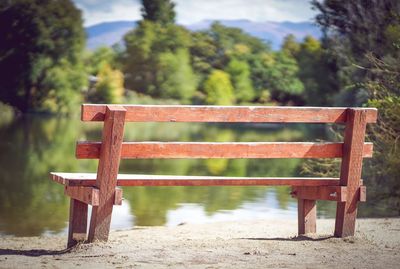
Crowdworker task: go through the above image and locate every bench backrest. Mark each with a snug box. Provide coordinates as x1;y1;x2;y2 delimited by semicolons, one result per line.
76;105;377;161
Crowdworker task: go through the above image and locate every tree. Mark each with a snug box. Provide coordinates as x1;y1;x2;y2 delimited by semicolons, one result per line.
0;0;86;113
141;0;176;24
268;52;304;103
86;46;119;76
204;70;235;105
209;22;270;57
189;22;271;102
88;63;124;104
313;0;400;59
295;36;339;105
123;20;196;101
281;34;300;57
191;22;270;71
308;0;400;214
157;49;198;102
281;34;341;105
190;31;219;80
248;52;304;104
225;59;255;102
364;51;400;214
312;0;400;106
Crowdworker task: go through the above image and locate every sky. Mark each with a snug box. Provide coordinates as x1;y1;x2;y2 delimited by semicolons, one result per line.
73;0;317;27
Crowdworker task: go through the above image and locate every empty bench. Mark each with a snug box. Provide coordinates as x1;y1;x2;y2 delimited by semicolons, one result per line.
50;104;377;247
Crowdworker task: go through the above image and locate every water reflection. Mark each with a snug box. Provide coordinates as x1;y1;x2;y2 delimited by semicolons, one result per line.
0;115;343;236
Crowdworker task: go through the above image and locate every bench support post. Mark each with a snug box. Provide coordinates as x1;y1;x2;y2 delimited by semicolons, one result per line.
298;199;316;235
67;198;88;248
88;106;126;242
335;109;367;237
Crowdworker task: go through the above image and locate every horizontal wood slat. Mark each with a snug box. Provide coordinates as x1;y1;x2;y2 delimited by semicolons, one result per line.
76;142;373;159
291;186;348;202
291;185;366;202
81;104;378;123
64;185;123;206
51;172;341;187
65;186;100;206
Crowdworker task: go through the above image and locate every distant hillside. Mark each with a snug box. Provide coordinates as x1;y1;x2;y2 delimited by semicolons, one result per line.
85;19;321;50
86;21;138;50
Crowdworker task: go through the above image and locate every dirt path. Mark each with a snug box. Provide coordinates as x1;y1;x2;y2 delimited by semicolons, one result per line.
1;218;399;268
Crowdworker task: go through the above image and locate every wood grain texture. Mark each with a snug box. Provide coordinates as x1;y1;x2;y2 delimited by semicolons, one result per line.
76;142;374;159
88;106;126;242
298;199;316;235
67;199;88;248
50;172;341;187
335;109;367;237
81;104;378;123
65;186;99;206
292;186;348;202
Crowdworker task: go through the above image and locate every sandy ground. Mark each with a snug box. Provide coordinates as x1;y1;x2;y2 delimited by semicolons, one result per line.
0;218;399;269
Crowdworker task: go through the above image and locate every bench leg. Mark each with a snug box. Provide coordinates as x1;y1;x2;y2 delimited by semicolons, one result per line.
87;106;126;243
334;191;359;237
67;198;88;248
87;196;115;242
298;199;316;235
334;109;367;238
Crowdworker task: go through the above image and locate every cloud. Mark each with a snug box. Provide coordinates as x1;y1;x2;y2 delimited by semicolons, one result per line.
73;0;316;26
175;0;316;24
74;0;142;26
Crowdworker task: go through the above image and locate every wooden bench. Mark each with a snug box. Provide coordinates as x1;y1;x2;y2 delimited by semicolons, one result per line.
50;104;377;247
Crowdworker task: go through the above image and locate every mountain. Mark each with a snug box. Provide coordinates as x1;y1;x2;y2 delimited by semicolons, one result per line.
86;21;138;50
85;19;321;50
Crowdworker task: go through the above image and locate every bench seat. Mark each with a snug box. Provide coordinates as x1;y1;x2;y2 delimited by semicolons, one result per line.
50;172;341;187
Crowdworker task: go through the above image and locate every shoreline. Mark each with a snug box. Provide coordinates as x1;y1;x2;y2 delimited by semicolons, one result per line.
1;218;399;268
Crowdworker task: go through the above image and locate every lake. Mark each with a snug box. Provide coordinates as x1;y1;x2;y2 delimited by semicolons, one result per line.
0;114;396;237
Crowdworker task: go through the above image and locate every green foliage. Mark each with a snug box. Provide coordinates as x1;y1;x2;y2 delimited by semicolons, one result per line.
364;56;400;215
188;22;307;105
312;0;400;106
189;22;273;103
124;91;180;105
226;59;255;102
157;49;198;102
281;34;300;57
0;0;86;113
41;59;86;113
190;22;270;70
190;31;219;79
209;22;270;58
88;64;124;104
203;70;235;105
86;46;119;75
123;4;306;105
262;52;304;103
284;35;340;105
123;20;197;101
84;46;125;104
313;0;400;59
310;0;400;215
141;0;176;24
